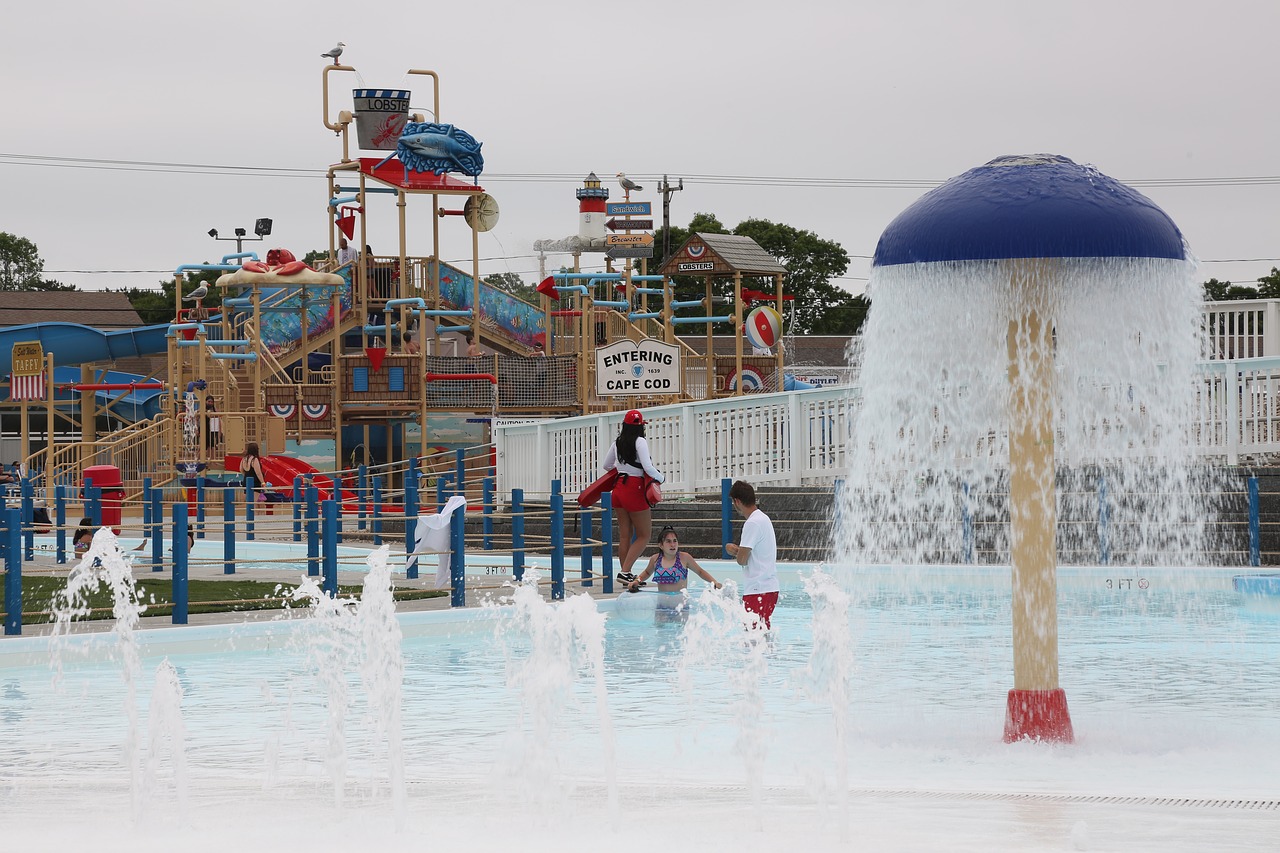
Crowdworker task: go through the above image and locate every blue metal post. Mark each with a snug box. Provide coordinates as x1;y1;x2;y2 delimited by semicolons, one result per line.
372;476;383;546
244;477;255;541
511;488;525;582
551;479;561;497
580;506;593;587
357;465;368;531
482;477;494;550
88;485;102;527
550;493;565;600
84;476;95;526
436;475;447;515
55;484;67;565
404;459;419;580
172;505;188;625
306;483;319;577
601;493;614;594
151;489;164;572
142;477;152;539
721;477;733;558
4;508;21;635
1248;475;1261;567
195;476;206;539
450;502;466;607
292;476;303;542
322;500;338;597
455;449;466;499
1098;475;1111;568
223;489;236;575
21;478;34;561
961;481;975;565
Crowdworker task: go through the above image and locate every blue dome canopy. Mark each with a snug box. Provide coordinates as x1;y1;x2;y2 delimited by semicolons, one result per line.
872;155;1185;266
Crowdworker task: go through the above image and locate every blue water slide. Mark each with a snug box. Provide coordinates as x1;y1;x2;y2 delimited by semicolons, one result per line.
0;322;171;376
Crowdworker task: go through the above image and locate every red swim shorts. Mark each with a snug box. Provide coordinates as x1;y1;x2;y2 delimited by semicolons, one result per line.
611;474;650;512
743;591;779;630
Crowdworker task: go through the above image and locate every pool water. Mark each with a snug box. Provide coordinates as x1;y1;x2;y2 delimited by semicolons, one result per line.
1;561;1277;851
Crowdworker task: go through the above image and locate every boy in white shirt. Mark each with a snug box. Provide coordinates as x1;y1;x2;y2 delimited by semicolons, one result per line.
724;480;779;629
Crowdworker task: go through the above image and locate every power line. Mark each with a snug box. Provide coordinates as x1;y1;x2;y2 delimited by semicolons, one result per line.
4;153;1280;189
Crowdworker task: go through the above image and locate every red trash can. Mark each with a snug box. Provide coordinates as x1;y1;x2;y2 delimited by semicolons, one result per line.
83;464;124;535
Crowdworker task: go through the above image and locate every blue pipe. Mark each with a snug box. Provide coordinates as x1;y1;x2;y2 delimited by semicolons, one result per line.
174;263;242;275
673;315;733;325
166;323;206;337
220;252;260;264
628;312;661;321
210;352;258;361
594;300;629;309
172;506;189;625
328;194;360;207
385;298;426;310
176;339;253;347
416;309;471;318
554;285;589;295
671;299;705;309
633;287;664;295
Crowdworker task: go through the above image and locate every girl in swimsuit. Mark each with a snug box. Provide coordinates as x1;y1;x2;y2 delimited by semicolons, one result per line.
628;527;722;593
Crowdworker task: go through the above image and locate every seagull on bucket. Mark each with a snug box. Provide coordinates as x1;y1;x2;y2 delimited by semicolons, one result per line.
183;283;208;302
616;172;643;193
321;41;345;64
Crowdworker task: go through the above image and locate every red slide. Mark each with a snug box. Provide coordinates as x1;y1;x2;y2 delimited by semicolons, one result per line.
224;454;359;504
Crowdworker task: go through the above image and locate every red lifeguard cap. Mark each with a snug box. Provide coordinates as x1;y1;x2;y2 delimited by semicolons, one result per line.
624;409;645;425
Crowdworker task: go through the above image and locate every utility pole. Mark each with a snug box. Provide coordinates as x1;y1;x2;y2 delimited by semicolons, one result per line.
658;175;683;267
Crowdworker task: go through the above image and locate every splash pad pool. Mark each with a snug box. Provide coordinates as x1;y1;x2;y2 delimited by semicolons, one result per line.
1;536;1277;851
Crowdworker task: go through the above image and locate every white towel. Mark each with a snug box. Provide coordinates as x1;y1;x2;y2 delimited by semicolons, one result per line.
407;495;468;588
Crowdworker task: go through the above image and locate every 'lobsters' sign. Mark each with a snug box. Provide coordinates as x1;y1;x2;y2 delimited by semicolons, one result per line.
596;338;682;396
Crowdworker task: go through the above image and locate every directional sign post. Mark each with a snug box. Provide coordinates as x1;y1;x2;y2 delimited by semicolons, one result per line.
606;246;654;260
606;233;655;247
606;202;651;217
606;218;654;232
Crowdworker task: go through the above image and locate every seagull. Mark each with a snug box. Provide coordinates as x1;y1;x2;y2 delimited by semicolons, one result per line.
616;172;643;193
183;283;208;302
321;41;345;64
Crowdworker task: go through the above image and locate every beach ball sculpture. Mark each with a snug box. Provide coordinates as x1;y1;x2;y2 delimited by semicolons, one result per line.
745;305;782;351
872;154;1186;744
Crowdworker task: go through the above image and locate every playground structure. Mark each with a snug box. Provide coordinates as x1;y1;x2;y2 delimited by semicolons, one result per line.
0;61;795;512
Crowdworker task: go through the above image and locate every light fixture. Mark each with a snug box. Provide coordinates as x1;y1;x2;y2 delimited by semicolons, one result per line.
234;227;247;238
208;228;218;238
254;218;273;237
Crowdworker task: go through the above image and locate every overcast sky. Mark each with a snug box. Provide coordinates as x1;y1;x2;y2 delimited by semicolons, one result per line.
3;0;1277;299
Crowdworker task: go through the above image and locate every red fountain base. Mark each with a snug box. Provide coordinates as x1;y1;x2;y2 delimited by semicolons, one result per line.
1003;688;1074;743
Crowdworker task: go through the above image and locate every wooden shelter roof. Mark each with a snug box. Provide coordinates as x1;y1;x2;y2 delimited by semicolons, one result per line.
0;291;143;330
659;232;788;278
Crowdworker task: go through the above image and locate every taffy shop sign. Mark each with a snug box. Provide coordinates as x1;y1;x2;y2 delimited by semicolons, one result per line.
596;339;682;396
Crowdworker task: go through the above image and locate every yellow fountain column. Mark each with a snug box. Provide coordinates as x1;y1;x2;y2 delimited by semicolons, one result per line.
1004;258;1072;742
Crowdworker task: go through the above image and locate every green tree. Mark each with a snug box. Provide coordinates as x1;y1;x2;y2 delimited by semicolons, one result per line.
732;219;856;334
483;272;538;304
1256;267;1280;300
0;232;75;290
117;267;223;325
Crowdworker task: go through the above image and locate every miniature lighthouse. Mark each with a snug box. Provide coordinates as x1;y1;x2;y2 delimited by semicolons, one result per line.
576;172;609;243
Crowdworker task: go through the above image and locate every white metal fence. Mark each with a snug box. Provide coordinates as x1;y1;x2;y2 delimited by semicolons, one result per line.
495;355;1280;498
